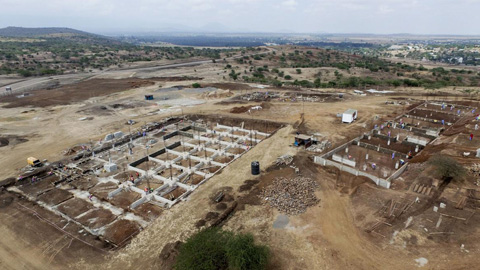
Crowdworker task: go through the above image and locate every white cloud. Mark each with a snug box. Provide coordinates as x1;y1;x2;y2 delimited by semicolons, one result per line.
281;0;298;7
378;5;394;14
0;0;478;34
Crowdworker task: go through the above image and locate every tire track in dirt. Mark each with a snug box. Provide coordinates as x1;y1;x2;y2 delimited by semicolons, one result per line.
315;178;413;270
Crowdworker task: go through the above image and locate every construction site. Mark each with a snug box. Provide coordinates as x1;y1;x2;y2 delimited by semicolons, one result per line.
2;114;276;250
2;46;480;270
314;101;474;188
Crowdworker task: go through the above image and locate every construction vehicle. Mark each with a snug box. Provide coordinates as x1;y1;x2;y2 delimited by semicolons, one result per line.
27;157;42;167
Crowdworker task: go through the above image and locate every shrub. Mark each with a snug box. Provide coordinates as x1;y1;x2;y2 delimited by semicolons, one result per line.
226;233;269;270
192;83;202;88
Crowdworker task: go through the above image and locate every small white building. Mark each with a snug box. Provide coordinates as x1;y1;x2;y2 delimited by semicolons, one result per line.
342;109;358;124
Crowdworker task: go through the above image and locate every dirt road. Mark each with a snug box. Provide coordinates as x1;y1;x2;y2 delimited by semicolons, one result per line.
1;48;274;94
0;225;52;270
313;177;411;269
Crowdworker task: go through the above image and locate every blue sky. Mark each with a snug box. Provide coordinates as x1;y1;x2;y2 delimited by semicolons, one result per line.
0;0;479;35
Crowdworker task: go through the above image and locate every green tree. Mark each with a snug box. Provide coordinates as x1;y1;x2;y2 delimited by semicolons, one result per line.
428;155;466;183
175;228;269;270
175;228;228;270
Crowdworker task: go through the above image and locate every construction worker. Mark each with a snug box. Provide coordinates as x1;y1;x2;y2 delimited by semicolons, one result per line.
144;187;149;195
470;134;474;141
371;163;377;170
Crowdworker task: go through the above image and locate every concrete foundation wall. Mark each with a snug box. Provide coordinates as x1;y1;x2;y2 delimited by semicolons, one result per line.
406;137;428;146
401;140;425;150
192;125;207;132
406;125;440;138
405;114;452;125
167;141;181;150
332;154;356;167
314;156;391;188
149;148;166;158
163;131;178;140
426;130;440;137
108;187;123;198
178;131;194;138
387;163;408;182
356;141;409;159
373;132;397;142
130;196;148;209
129;156;149;168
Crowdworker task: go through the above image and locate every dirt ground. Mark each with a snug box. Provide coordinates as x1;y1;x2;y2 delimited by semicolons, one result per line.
2;50;480;270
0;78;158;108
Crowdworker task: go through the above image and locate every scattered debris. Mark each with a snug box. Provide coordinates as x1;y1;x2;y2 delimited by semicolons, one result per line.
414;257;428;267
276;155;293;166
78;117;94;121
214;192;224;203
405;216;413;229
306;140;331;152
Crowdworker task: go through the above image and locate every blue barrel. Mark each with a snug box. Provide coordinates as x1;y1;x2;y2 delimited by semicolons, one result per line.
251;161;260;175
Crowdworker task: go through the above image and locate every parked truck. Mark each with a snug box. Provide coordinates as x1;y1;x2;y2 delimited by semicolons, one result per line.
27;157;42;167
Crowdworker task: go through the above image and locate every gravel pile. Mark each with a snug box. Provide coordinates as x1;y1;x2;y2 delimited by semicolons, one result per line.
260;176;319;215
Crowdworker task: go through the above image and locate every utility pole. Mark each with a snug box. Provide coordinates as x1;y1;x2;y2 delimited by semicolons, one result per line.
128;121;132;143
251;113;254;146
145;145;151;191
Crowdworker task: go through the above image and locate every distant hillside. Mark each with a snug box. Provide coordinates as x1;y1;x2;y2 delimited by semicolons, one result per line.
0;26;93;37
0;26;129;47
0;27;232;77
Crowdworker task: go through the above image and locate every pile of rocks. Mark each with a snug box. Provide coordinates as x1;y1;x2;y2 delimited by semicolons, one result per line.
467;163;480;176
260;176;319;215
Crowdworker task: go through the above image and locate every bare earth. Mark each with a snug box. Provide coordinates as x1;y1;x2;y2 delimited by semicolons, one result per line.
1;51;480;270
